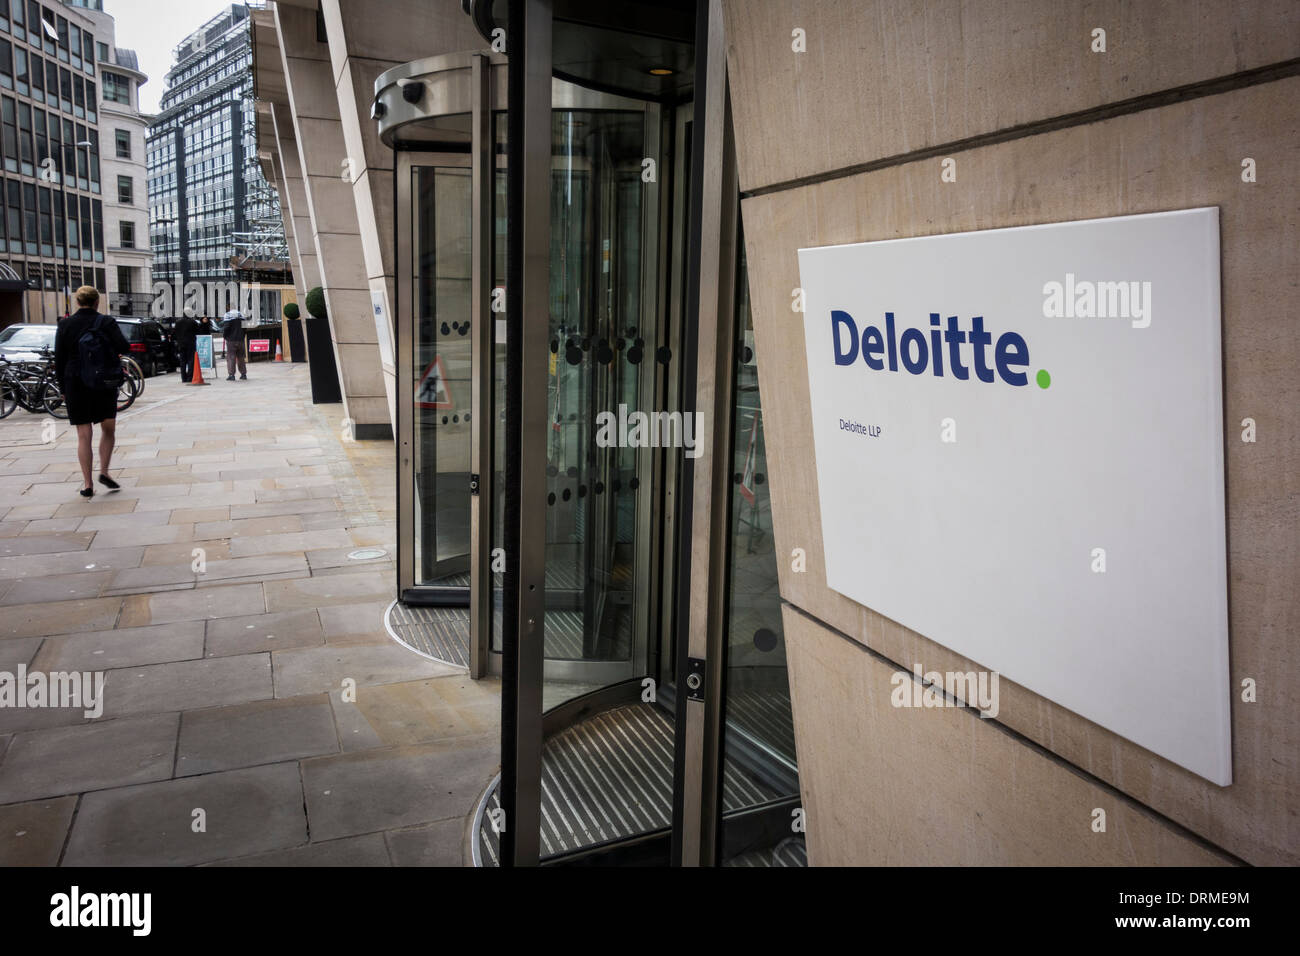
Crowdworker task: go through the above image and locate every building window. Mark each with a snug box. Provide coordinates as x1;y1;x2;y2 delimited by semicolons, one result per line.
116;263;132;294
4;180;18;253
37;6;55;45
116;174;131;204
0;96;15;174
96;42;107;63
118;218;131;248
102;70;128;104
114;127;128;157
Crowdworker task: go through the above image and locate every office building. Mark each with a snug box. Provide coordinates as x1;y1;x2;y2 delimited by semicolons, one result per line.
147;2;287;296
0;0;116;325
67;0;152;316
252;0;1299;867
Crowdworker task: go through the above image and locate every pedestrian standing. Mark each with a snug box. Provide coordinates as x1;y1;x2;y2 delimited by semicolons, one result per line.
53;286;129;498
222;309;247;381
174;313;197;382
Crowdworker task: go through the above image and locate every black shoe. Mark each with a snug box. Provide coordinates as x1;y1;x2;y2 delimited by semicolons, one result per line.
98;474;120;492
78;487;94;498
227;375;235;381
240;375;247;380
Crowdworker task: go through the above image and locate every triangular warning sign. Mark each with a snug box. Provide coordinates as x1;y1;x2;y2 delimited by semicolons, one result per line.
417;355;455;409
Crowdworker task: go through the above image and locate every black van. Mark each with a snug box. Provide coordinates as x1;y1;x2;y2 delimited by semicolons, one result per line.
115;318;178;377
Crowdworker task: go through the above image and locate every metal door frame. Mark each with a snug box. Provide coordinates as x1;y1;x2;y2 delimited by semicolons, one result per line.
672;0;740;868
395;147;477;610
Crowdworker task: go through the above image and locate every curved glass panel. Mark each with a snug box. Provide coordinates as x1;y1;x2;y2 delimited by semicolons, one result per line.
543;107;646;671
411;164;473;587
719;231;803;866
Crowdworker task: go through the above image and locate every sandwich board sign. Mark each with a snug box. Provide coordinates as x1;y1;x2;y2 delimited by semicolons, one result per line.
797;208;1230;784
195;334;215;373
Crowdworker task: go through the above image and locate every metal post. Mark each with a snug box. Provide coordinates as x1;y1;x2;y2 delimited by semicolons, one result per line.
673;0;739;867
58;157;71;315
501;0;552;868
468;53;493;679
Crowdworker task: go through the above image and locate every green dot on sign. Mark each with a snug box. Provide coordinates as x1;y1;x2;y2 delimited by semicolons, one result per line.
1036;369;1051;389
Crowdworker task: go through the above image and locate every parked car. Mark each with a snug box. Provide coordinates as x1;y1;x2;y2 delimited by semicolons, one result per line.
115;318;177;377
0;323;57;362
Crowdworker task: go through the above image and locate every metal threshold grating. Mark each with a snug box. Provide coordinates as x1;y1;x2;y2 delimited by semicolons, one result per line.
385;600;470;668
476;701;786;865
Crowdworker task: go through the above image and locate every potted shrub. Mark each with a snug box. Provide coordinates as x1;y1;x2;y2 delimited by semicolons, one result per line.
305;286;327;320
301;287;341;403
283;301;306;362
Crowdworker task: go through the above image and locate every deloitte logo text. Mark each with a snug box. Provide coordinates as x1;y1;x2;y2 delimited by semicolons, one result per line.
830;311;1051;389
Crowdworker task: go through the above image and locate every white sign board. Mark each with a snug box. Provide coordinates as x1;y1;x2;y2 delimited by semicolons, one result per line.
798;208;1230;784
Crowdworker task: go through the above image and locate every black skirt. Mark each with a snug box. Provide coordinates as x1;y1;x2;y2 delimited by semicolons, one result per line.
63;380;118;426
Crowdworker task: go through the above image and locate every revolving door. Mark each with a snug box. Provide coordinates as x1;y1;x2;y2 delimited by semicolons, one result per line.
385;53;678;690
383;0;801;867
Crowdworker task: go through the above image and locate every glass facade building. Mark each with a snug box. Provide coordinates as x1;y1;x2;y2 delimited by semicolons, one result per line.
146;3;285;287
0;0;108;322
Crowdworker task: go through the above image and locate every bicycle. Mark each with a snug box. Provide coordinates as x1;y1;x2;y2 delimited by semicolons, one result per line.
0;350;64;419
119;356;144;412
13;351;144;420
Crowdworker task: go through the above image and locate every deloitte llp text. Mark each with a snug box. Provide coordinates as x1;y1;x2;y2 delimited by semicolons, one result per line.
830;311;1050;390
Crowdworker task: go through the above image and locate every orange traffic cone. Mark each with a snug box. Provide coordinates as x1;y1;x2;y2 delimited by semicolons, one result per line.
186;351;210;386
274;342;284;362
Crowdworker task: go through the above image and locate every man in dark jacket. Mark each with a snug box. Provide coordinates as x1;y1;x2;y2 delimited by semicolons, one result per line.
174;314;198;382
222;309;247;380
53;286;130;498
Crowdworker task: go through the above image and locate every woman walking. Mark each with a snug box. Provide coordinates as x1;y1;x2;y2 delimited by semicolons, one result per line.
53;286;130;498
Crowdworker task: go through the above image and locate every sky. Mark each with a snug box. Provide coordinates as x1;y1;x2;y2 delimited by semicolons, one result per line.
103;0;243;115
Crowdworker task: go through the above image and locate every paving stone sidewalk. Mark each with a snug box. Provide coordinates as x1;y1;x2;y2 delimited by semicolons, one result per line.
0;363;500;866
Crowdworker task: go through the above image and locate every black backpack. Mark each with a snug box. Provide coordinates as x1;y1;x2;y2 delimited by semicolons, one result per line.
76;315;125;390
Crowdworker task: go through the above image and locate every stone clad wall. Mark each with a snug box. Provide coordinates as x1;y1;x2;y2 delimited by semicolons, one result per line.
318;0;486;434
722;0;1300;865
